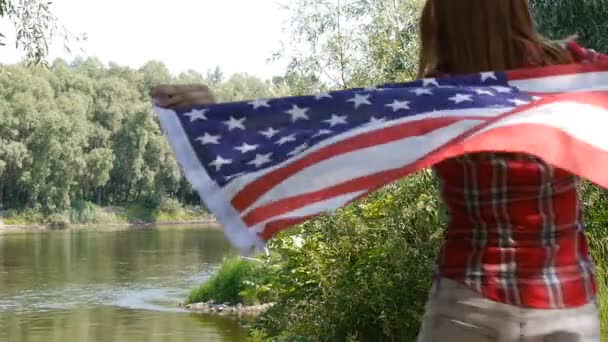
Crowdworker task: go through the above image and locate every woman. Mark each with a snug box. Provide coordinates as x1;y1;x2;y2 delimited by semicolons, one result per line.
151;0;606;340
416;1;604;341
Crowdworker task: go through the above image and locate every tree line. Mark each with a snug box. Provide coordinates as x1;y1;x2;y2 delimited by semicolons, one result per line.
0;58;322;214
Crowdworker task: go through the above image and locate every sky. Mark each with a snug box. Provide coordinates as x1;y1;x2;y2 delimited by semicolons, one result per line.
0;0;290;79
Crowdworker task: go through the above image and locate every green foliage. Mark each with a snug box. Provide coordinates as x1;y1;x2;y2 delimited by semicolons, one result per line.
0;59;282;219
188;257;259;305
580;182;608;338
0;0;83;65
46;212;69;230
278;0;423;89
68;200;101;224
2;207;44;225
244;173;443;341
531;0;608;52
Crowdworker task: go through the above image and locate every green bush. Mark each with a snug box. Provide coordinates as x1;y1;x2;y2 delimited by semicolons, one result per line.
68;200;101;224
581;182;608;338
249;171;444;341
46;213;70;229
188;257;260;305
2;208;45;225
157;197;182;216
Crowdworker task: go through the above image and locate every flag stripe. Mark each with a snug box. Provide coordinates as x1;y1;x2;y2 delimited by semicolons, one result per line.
508;70;608;93
506;63;608;81
248;190;368;234
245;94;608;228
250;120;608;233
233;117;487;212
241;120;484;225
221;108;511;202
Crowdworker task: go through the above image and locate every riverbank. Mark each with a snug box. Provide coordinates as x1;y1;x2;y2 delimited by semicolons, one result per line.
0;218;219;232
184;301;274;318
0;201;217;229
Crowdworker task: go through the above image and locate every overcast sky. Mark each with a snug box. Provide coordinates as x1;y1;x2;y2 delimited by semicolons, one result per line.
0;0;290;79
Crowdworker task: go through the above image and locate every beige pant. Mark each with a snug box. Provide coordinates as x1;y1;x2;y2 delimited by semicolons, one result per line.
417;278;601;342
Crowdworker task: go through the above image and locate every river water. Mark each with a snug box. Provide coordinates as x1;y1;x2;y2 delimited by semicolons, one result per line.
0;226;250;342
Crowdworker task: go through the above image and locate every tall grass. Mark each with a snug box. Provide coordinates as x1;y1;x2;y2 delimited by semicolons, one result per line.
68;200;101;224
187;257;257;305
581;183;608;339
597;265;608;338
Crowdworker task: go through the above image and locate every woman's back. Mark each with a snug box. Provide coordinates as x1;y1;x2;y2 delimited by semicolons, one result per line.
433;152;596;308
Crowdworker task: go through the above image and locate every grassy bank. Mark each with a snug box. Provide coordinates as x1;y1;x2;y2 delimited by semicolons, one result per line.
0;198;212;228
188;174;608;341
187;257;273;306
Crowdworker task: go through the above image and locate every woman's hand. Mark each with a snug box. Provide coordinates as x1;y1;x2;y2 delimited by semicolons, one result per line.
149;84;216;109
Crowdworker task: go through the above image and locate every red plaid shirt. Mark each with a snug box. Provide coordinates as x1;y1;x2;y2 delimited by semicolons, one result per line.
432;42;606;309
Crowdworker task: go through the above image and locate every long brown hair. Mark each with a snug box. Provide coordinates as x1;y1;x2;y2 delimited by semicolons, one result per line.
417;0;573;78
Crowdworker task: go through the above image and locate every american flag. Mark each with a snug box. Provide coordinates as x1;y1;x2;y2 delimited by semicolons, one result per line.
155;63;608;252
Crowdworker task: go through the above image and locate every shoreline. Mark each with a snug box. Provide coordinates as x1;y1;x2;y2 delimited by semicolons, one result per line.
0;218;220;233
184;301;274;318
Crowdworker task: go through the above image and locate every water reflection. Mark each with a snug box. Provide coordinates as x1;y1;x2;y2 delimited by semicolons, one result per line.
0;226;249;342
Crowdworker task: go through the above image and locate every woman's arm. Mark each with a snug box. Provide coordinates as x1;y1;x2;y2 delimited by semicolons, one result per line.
150;84;215;109
566;41;608;64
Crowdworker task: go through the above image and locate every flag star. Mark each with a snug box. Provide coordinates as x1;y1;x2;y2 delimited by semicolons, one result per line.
260;127;279;139
248;153;273;168
411;88;433;96
223;116;246;131
276;134;297;145
209;155;232;171
422;78;439;87
249;98;271;109
480;72;498;82
315;92;333;100
324;114;348;127
386;100;410;112
234;142;259;154
285;105;310;122
347;93;372;109
183;109;208;122
507;98;530;106
195;133;221;145
475;88;495;96
288;143;309;157
225;172;245;182
313;129;333;138
448;94;474;104
368;116;387;125
492;86;512;93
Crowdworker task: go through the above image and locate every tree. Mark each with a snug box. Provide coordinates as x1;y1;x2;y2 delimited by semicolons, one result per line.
531;0;608;52
277;0;423;90
1;0;83;65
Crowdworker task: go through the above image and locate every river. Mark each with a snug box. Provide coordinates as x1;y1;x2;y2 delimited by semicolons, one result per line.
0;225;250;342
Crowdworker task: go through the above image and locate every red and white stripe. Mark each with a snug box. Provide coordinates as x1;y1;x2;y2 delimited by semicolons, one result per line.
157;63;608;252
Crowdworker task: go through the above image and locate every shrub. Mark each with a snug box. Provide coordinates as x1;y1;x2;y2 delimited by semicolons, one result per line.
249;171;444;341
157;197;182;216
2;208;45;225
68;200;101;224
188;257;260;305
46;213;70;229
581;182;608;338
